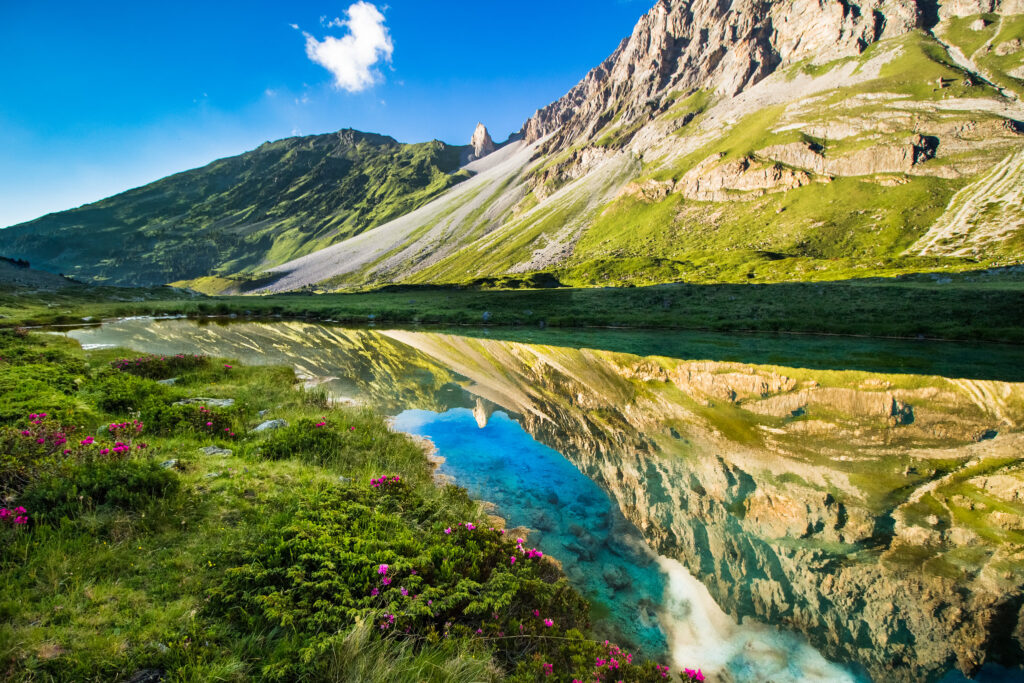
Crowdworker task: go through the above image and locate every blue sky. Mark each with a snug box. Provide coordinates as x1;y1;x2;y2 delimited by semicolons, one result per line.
0;1;650;228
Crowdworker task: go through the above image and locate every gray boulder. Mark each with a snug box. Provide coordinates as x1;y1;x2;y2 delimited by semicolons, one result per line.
174;397;234;408
199;446;233;456
253;419;288;432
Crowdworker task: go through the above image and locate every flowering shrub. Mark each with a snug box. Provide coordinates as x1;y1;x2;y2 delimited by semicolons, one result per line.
20;459;178;523
1;413;153;502
257;418;348;464
206;481;685;681
0;506;29;526
84;371;174;414
110;353;209;379
1;413;78;495
141;402;236;437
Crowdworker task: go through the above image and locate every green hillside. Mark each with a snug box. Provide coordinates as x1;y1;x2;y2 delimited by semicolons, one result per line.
0;130;470;286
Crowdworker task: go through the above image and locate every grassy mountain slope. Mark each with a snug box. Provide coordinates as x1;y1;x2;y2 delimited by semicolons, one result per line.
258;4;1024;292
392;29;1024;287
0;130;469;286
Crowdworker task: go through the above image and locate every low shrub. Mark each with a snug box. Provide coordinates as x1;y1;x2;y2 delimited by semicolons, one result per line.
1;414;150;498
20;459;178;523
110;353;209;380
0;368;86;421
81;371;175;414
207;480;673;681
257;417;346;464
141;401;237;437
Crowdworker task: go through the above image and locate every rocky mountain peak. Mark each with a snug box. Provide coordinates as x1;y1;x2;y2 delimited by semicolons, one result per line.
469;122;496;161
523;0;926;152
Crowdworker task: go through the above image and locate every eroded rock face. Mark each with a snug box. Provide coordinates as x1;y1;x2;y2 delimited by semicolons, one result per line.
469;122;495;162
523;0;923;153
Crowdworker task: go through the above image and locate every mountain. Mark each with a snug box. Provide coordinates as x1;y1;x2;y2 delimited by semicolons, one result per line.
261;0;1024;291
0;130;470;286
4;0;1024;291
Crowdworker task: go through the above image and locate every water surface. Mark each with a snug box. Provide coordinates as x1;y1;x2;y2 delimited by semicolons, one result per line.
66;319;1024;682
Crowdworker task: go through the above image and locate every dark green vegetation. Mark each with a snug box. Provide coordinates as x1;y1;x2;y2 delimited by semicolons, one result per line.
5;267;1024;344
0;130;470;286
0;330;684;681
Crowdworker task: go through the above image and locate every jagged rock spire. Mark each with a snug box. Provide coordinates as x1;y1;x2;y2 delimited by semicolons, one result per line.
469;122;495;161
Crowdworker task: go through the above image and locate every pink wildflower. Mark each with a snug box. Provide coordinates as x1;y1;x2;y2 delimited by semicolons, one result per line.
378;564;389;575
544;618;554;627
444;527;452;534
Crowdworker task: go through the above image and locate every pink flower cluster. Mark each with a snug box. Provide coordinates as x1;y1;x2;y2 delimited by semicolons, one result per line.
107;420;144;436
542;662;553;677
18;413;75;454
379;613;396;630
110;353;207;374
513;536;544;561
0;506;28;526
370;475;401;488
683;668;705;681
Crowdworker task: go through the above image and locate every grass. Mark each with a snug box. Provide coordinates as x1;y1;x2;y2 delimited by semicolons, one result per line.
0;331;680;681
0;132;471;287
4;266;1024;345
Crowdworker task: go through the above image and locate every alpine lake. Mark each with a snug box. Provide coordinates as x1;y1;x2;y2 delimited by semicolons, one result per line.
63;318;1024;683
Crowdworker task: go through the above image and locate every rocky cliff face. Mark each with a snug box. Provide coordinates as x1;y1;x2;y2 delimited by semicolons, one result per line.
523;0;922;152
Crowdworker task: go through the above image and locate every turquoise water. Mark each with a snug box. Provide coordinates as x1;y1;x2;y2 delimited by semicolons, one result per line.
393;408;866;682
393;407;668;655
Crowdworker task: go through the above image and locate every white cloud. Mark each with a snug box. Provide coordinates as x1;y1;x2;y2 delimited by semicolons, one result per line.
303;2;393;93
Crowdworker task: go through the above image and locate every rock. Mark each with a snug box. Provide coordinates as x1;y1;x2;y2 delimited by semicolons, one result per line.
125;670;164;683
673;154;817;202
174;397;234;408
524;0;922;152
758;136;938;178
970;18;988;30
159;459;179;469
258;409;270;417
199;446;232;456
995;38;1024;56
530;511;555;531
157;378;178;385
469;123;496;161
602;565;632;591
253;419;288;432
481;311;492;323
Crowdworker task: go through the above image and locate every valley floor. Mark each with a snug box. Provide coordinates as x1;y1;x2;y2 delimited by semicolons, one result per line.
4;268;1024;343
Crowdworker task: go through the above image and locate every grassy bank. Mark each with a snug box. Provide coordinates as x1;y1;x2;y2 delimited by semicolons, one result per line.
4;268;1024;343
0;330;688;681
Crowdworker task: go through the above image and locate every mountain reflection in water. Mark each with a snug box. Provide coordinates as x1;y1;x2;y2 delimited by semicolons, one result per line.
66;319;1024;682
